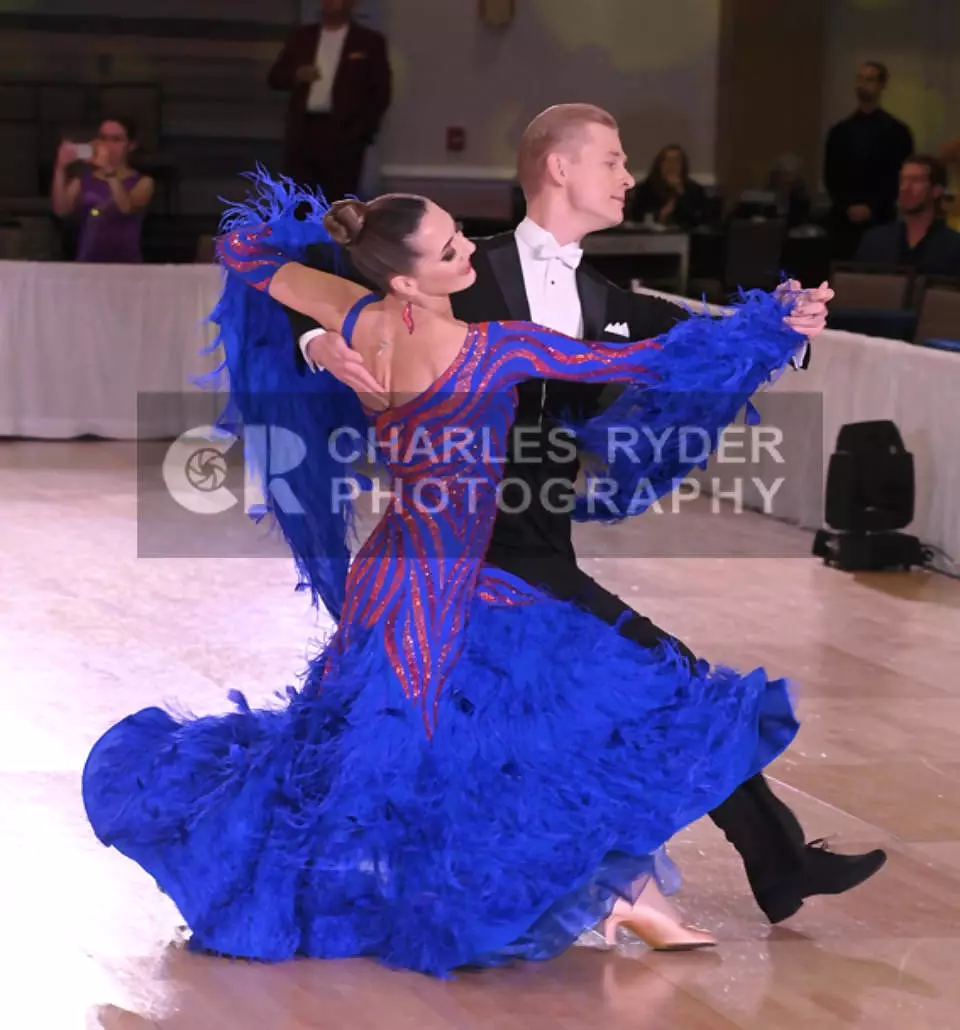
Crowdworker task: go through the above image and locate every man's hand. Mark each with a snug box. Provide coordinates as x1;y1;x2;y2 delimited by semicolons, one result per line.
779;279;834;338
295;64;320;83
307;331;389;411
847;203;872;223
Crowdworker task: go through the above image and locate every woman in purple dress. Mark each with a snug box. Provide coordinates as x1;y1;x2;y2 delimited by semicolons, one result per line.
51;117;154;263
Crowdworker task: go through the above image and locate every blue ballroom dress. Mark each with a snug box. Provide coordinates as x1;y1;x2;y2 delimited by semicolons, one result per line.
81;174;803;977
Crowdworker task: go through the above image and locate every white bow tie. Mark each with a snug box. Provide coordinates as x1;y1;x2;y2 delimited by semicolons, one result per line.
533;239;583;269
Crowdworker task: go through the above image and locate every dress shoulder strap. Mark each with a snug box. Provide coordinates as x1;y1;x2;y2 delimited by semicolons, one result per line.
341;292;379;346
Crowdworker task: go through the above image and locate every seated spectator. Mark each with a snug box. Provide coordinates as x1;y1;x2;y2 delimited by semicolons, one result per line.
936;134;960;231
856;154;960;276
50;117;154;263
631;144;709;230
766;153;811;228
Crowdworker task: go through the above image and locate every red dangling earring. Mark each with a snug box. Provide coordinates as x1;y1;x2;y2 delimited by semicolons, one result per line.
402;301;415;335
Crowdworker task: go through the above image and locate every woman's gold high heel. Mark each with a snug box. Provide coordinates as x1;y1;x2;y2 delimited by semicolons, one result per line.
603;899;716;952
574;875;718;954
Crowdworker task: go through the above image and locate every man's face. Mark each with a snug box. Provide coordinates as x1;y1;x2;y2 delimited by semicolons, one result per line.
899;162;940;216
321;0;353;19
855;63;884;105
559;124;635;233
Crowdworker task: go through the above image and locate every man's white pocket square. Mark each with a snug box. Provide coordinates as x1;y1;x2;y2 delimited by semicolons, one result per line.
604;321;629;337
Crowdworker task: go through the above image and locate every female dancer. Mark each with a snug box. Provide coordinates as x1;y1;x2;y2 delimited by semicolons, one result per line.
83;174;812;977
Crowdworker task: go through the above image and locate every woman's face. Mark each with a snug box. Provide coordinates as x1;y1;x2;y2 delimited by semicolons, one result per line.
96;120;133;166
404;201;477;298
660;148;684;180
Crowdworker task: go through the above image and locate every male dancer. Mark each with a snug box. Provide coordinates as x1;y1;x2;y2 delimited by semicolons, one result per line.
285;104;885;924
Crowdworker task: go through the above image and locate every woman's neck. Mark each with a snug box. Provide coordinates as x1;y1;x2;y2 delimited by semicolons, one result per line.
383;293;453;322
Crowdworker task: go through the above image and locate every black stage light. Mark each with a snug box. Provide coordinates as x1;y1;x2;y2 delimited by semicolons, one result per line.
812;420;931;571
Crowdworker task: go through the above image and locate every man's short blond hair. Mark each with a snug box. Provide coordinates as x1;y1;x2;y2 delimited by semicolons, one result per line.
516;103;619;194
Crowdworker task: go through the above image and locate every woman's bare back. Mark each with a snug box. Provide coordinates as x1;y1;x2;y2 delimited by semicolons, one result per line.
348;301;473;408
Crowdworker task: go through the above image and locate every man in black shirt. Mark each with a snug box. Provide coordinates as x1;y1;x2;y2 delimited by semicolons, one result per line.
856;154;960;276
824;61;914;258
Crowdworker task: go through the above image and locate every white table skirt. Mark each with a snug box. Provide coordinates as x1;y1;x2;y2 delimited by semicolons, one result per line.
2;265;958;566
0;261;223;439
643;289;960;569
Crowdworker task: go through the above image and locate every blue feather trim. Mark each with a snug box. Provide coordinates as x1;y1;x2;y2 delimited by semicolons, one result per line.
218;164;331;242
564;288;805;522
203;167;370;621
81;586;798;976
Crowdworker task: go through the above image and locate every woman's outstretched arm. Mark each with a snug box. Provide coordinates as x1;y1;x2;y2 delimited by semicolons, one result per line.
483;290;808;392
482;321;662;390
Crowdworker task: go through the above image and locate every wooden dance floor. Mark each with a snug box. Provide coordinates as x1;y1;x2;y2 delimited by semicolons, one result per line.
5;439;960;1030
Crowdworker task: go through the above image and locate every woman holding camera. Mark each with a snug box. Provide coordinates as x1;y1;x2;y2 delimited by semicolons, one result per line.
50;116;154;263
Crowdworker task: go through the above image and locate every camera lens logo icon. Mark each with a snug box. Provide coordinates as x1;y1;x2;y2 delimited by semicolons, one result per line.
163;427;239;515
163;424;308;516
185;447;229;492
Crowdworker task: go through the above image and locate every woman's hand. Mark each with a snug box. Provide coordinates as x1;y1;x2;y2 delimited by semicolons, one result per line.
52;142;83;215
664;173;684;195
780;280;834;338
56;141;79;169
92;142;119;176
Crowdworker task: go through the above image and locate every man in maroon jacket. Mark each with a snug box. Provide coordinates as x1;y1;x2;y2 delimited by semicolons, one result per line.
269;0;391;201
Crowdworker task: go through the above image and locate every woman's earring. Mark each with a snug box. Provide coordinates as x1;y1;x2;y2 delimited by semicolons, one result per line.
403;301;415;335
